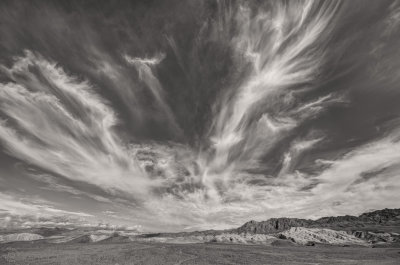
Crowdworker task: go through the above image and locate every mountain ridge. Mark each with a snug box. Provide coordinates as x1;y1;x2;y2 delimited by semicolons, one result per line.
236;208;400;234
149;208;400;237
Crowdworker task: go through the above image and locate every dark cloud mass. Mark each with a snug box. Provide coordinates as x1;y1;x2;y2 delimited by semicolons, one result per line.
0;0;399;232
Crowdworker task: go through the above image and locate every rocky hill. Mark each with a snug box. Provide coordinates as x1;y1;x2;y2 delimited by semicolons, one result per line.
236;218;314;234
358;208;400;223
236;208;400;234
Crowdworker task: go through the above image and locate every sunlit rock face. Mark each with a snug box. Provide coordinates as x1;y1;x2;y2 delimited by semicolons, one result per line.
281;227;368;246
0;0;400;232
0;233;43;243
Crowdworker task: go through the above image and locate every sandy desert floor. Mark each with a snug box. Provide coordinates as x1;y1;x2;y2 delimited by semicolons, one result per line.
1;241;399;265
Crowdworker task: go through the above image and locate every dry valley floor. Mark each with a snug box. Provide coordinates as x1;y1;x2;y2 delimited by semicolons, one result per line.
1;241;399;265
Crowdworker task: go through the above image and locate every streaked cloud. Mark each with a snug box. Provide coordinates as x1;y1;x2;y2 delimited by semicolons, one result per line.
0;192;92;219
0;0;399;232
0;51;156;198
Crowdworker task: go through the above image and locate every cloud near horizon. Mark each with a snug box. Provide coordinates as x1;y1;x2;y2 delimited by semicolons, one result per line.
0;0;400;232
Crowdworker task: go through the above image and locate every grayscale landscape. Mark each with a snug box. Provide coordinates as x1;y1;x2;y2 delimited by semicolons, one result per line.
1;208;400;264
1;0;400;264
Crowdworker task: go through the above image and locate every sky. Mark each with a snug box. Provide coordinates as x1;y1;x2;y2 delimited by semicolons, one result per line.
0;0;400;232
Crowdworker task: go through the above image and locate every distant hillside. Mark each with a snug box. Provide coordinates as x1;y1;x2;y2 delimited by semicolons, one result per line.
30;227;71;237
236;208;400;234
0;233;43;243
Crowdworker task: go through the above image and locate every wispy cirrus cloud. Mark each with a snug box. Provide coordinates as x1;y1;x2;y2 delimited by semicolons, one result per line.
0;51;158;198
124;53;183;136
28;173;115;204
0;0;399;232
0;191;92;218
200;0;343;200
